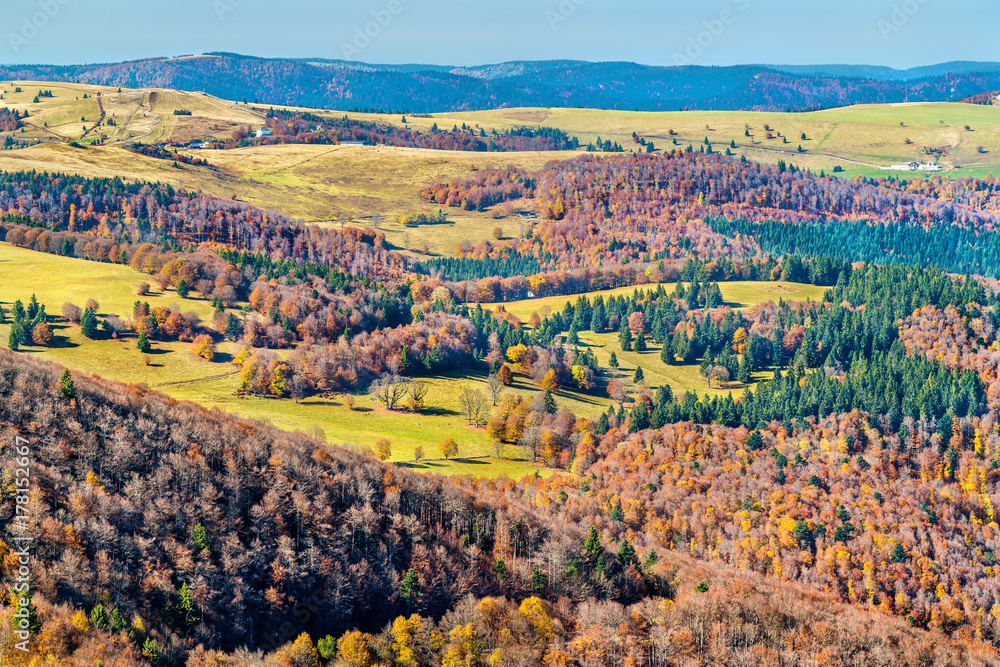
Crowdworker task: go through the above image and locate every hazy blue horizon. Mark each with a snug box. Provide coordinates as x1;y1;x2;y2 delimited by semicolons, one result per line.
3;0;996;69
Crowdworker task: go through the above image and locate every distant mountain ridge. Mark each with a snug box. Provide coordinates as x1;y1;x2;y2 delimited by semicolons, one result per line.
2;53;1000;113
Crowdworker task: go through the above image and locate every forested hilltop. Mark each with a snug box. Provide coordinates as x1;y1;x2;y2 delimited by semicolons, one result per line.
7;143;1000;663
4;54;1000;112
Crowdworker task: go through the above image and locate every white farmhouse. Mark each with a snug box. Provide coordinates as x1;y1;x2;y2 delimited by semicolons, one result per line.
256;127;272;138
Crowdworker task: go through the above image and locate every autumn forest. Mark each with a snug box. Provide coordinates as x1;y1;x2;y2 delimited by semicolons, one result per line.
5;49;1000;667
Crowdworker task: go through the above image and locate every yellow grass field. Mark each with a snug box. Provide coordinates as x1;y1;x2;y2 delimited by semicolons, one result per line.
0;141;561;257
0;243;554;478
343;103;1000;178
0;80;265;145
2;81;1000;262
482;281;829;322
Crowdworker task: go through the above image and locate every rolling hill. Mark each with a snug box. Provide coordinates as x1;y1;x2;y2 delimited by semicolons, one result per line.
4;53;1000;113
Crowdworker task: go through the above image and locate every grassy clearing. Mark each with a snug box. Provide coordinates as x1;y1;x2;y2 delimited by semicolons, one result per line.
0;81;264;144
0;247;815;474
3;83;998;263
575;330;770;401
0;142;555;258
0;243;216;321
378;103;1000;177
482;280;829;322
0;244;548;479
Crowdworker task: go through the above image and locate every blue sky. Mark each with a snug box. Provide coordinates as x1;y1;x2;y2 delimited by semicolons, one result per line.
4;0;996;68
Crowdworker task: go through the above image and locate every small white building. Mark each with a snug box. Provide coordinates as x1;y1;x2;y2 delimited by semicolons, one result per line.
256;127;272;138
885;162;942;172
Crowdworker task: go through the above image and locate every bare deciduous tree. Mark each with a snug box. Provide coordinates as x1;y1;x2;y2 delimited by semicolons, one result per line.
485;374;504;406
459;387;491;426
407;381;429;411
369;374;409;410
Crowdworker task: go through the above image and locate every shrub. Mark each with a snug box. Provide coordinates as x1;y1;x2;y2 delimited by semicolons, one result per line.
192;334;216;361
31;321;53;346
374;437;391;461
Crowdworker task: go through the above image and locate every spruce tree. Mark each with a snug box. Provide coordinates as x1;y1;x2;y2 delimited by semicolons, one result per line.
176;279;189;298
618;321;632;351
224;313;240;339
400;568;422;609
655;384;674;407
660;338;675;365
531;566;547;593
633;366;644;383
629;402;650;432
585;526;601;555
615;539;636;567
58;369;77;400
590;303;606;332
737;356;750;384
492;556;507;582
609;351;619;368
543;389;557;414
80;307;98;339
8;324;21;351
137;331;151;353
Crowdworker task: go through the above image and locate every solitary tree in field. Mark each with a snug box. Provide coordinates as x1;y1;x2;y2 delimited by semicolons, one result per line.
374;438;391;461
80;307;98;339
497;364;513;386
406;381;428;412
137;331;152;354
192;334;216;361
486;373;504;405
438;437;458;460
369;374;409;410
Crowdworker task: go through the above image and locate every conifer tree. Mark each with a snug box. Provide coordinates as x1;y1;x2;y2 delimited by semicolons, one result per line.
81;307;98;339
616;539;636;567
59;368;77;400
400;569;422;610
137;330;151;353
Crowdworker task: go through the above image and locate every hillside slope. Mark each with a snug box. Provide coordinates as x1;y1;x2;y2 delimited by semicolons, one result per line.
5;54;1000;113
2;349;999;665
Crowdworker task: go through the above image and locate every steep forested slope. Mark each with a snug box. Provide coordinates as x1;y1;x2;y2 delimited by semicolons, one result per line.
2;350;999;665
